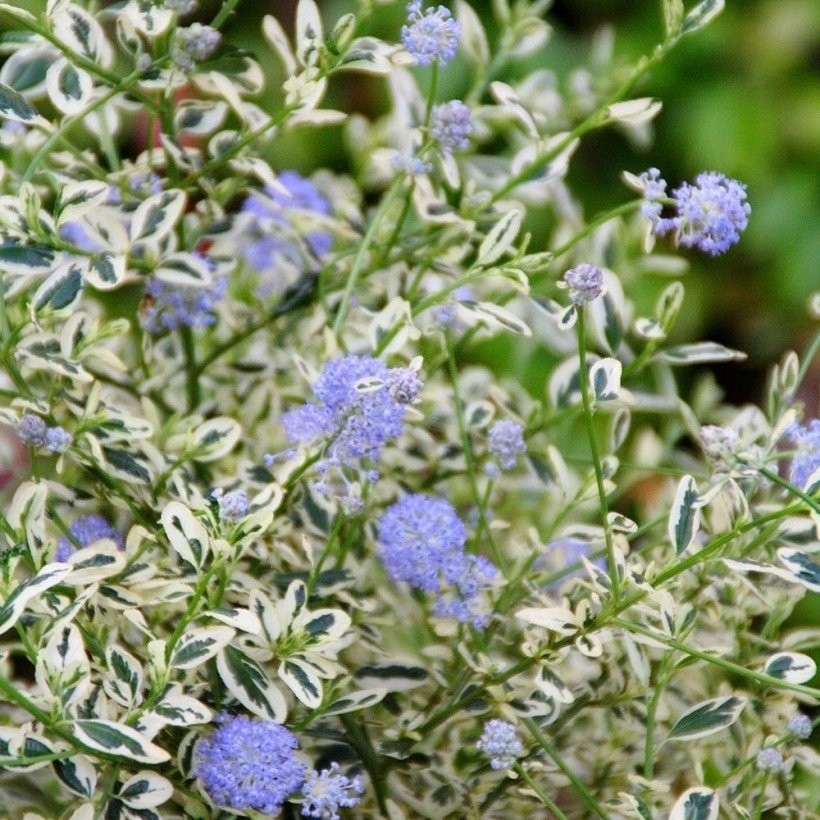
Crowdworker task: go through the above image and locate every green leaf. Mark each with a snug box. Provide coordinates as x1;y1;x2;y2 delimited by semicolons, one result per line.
86;253;126;290
322;688;387;716
280;658;322;707
130;190;186;244
160;502;210;570
217;645;287;721
0;80;39;123
670;787;719;820
668;695;745;741
170;626;234;670
72;720;170;764
763;652;817;685
0;239;55;273
589;357;622;402
53;755;97;798
657;342;745;365
0;563;73;637
32;263;84;311
101;446;152;484
477;208;522;266
117;772;173;810
777;549;820;593
353;662;429;692
0;46;55;97
680;0;725;36
46;58;93;116
669;475;700;554
662;0;685;37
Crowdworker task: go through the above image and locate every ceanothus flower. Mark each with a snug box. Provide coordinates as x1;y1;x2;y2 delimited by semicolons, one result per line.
401;2;460;67
140;276;227;334
755;746;784;772
654;171;750;256
16;414;47;447
476;719;523;770
788;713;812;740
174;23;221;70
44;426;73;454
217;489;248;522
196;717;307;814
241;172;332;295
377;494;496;627
561;263;605;305
301;762;364;819
487;420;526;470
56;515;125;562
282;356;417;464
786;419;820;489
639;167;667;220
430;100;472;154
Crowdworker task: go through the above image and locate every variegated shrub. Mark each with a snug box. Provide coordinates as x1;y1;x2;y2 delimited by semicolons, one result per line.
0;0;817;818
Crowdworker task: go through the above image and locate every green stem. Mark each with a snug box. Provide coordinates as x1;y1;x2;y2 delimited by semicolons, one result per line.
211;0;244;29
514;763;569;819
339;714;390;817
576;309;620;599
332;178;404;339
612;617;820;699
307;514;346;594
180;326;201;412
522;719;607;818
757;465;820;515
445;339;507;571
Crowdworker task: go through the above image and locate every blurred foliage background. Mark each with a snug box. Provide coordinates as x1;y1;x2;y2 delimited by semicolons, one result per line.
209;0;819;410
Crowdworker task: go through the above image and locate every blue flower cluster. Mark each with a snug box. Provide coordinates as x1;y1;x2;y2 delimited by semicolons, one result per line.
647;170;750;256
787;419;820;489
487;420;526;470
241;171;332;295
476;719;522;770
16;414;72;454
562;263;605;305
196;717;307;815
377;494;496;628
140;275;227;334
430;100;472;154
282;355;419;465
401;2;460;67
301;762;364;819
56;515;125;562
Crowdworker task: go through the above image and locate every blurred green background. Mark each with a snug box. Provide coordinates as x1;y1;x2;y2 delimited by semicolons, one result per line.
212;0;819;408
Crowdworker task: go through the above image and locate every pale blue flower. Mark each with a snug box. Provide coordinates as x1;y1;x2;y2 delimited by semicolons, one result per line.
140;275;227;334
218;489;248;522
402;2;460;67
487;420;526;470
476;719;522;770
44;426;73;454
301;762;364;819
56;515;125;562
430;100;472;154
787;419;820;489
755;746;784;772
16;414;47;447
788;713;812;740
655;171;750;255
639;167;667;220
196;717;307;814
562;263;604;304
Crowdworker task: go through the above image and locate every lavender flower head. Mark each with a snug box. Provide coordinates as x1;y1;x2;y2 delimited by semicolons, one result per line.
217;489;248;522
56;515;125;562
654;171;750;256
44;426;73;454
788;713;812;740
639;167;667;220
787;419;820;489
401;2;460;67
175;23;221;70
282;356;417;464
241;172;332;294
301;762;364;819
16;414;47;448
430;100;472;154
756;746;784;772
487;420;526;470
476;719;522;770
196;717;307;814
377;494;496;627
140;275;227;334
561;263;605;305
